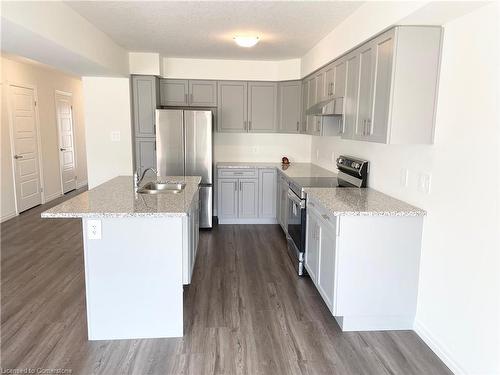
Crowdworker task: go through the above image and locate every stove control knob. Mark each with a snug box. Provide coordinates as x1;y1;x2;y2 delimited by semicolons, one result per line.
351;162;356;168
337;158;343;164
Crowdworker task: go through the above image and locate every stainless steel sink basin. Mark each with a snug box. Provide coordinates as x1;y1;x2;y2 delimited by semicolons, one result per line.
137;181;186;194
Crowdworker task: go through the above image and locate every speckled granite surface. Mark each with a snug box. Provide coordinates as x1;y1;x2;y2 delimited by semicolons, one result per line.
217;162;336;178
41;176;201;219
304;187;426;217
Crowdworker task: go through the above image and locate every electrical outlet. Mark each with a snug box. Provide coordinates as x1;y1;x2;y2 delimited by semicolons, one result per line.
87;219;102;240
418;173;432;194
400;169;409;187
252;146;259;154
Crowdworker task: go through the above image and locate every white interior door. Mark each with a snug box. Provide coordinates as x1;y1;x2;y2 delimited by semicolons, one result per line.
10;84;42;212
55;92;77;193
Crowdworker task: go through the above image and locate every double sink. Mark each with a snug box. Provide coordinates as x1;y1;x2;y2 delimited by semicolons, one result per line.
137;181;186;195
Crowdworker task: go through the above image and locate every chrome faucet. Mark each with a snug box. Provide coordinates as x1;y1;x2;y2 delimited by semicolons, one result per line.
134;168;158;191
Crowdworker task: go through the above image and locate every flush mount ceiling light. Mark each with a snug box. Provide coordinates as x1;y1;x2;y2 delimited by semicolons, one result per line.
233;36;260;48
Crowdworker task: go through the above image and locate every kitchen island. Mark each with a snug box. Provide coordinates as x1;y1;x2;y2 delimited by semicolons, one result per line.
42;175;201;340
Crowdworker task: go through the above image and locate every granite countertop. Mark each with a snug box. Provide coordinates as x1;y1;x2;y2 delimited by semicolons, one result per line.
41;176;202;219
304;187;426;217
217;162;336;179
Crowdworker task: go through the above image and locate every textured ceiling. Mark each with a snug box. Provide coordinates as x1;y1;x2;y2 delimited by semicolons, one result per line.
66;1;363;60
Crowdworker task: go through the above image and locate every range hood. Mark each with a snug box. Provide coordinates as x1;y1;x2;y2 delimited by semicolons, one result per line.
306;96;344;116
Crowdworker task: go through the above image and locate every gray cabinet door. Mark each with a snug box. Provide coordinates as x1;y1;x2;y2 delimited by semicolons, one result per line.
160;79;189;106
333;58;347;98
325;65;335;98
248;82;277;133
354;44;376;139
217;178;238;219
278;81;301;133
317;216;337;311
370;31;395;143
305;210;320;282
306;77;317;134
217;81;248;132
189;80;217;107
258;169;277;218
132;75;158;137
300;80;309;133
135;138;156;176
239;179;258;218
316;71;326;104
342;53;360;139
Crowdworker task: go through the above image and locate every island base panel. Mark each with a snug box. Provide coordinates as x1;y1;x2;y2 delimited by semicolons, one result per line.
82;217;184;340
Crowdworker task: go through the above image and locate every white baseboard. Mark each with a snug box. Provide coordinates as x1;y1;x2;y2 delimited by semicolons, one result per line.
76;179;88;189
414;320;464;375
218;218;278;224
44;191;62;203
1;211;18;223
335;315;414;332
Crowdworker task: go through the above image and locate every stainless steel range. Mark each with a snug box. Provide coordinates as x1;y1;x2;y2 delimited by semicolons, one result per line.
286;156;369;275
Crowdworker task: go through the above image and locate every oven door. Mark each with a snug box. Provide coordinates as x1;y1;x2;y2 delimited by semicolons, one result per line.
287;189;306;254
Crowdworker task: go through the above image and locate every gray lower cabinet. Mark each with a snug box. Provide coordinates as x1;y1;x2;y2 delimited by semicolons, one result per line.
248;82;277;133
258;169;277;218
188;80;217;106
132;75;159;137
217;81;248;132
278;174;289;232
238;179;258;218
217;167;277;223
278;81;301;133
135;138;156;176
160;79;189;106
217;178;238;219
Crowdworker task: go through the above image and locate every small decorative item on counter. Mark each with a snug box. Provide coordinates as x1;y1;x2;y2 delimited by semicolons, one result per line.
282;156;290;165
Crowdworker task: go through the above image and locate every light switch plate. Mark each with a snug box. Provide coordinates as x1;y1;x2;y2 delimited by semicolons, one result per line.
418;172;432;194
87;219;102;240
110;131;121;142
400;169;409;187
252;146;259;154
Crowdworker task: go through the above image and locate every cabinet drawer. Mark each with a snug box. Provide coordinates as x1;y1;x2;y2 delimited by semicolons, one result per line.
218;168;257;178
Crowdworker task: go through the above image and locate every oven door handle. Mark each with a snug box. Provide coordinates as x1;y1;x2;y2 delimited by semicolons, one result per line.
288;190;305;209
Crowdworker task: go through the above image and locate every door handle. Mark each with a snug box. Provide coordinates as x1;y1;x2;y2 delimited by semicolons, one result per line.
60;148;67;151
296;121;299;131
14;154;23;159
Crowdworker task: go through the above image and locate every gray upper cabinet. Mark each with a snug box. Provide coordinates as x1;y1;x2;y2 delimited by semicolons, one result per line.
132;75;159;138
160;79;189;106
278;81;301;133
188;80;217;107
248;82;277;133
342;52;360;139
306;77;317;134
333;58;347;98
315;70;326;104
217;81;248;132
300;80;309;133
325;64;335;98
354;43;376;140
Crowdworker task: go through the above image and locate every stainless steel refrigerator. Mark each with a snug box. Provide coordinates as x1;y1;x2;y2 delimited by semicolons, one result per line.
156;109;213;228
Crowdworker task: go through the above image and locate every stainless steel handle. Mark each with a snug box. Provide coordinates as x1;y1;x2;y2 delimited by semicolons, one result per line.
239;181;242;191
248;120;252;130
60;148;67;151
296;121;299;131
190;93;193;104
287;190;304;208
362;119;367;136
185;93;188;103
233;172;244;175
366;119;371;136
14;154;23;159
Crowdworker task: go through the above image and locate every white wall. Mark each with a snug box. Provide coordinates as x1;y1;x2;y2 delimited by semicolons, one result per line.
308;4;499;374
82;77;133;188
162;57;301;81
1;56;88;221
1;2;128;76
129;52;161;75
214;133;311;164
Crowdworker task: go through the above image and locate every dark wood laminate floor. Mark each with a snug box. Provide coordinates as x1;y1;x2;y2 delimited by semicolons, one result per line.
1;191;452;375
